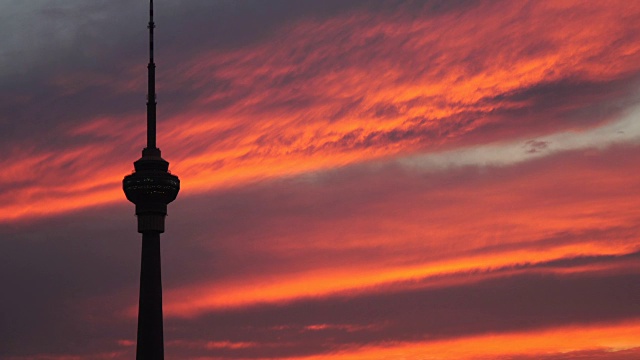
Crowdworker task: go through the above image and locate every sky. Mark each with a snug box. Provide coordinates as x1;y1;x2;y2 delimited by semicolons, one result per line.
1;0;640;359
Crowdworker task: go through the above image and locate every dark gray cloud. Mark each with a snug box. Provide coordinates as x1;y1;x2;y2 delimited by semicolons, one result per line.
524;139;550;153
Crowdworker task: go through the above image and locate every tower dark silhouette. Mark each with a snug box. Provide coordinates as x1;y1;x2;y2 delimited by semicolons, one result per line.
123;1;179;359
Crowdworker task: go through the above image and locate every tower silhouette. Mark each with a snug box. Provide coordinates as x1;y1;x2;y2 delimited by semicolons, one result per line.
123;1;180;359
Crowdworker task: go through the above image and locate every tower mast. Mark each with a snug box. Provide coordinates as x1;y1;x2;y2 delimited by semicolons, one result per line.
147;0;156;150
123;1;180;359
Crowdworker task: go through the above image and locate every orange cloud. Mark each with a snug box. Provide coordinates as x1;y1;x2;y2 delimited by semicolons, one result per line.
156;145;640;316
163;242;637;316
285;320;640;360
3;0;640;222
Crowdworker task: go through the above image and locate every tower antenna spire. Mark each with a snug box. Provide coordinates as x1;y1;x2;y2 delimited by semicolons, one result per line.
147;0;157;150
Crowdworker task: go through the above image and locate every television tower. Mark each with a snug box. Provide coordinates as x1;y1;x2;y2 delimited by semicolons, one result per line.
123;0;180;359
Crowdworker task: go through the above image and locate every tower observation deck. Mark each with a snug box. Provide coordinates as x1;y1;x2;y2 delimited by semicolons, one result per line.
122;0;179;358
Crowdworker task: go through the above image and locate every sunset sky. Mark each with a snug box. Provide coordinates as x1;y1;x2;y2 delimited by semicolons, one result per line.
2;0;640;359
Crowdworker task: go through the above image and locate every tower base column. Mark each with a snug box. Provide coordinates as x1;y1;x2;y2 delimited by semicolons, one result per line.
136;232;164;360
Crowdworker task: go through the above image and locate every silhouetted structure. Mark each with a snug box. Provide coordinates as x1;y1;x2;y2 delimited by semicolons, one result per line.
123;1;179;358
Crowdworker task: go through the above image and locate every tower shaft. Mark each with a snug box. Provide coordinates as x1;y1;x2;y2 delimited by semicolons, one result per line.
136;233;164;360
